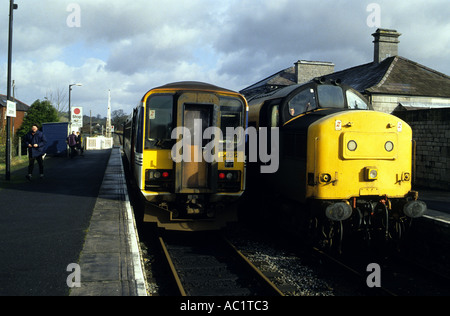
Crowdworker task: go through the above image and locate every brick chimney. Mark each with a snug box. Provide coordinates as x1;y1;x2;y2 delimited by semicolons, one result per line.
372;28;401;63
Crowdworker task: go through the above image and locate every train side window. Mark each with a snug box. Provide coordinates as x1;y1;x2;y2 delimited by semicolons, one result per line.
146;95;174;149
270;105;279;127
346;90;368;110
287;88;316;117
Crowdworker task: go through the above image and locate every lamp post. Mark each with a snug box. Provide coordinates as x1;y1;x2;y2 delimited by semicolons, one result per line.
68;83;82;131
5;0;18;181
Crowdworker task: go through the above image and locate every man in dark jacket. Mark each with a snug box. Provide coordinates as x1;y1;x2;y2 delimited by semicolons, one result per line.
24;124;47;180
67;131;78;158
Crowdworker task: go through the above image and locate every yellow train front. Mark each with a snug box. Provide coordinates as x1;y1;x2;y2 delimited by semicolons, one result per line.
247;78;427;250
124;82;247;231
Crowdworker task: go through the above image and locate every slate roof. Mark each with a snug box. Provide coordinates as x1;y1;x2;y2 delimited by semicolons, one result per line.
0;94;30;112
241;67;297;94
323;56;450;98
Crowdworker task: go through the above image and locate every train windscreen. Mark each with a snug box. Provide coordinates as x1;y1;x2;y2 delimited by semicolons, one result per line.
346;90;369;110
317;85;345;109
145;95;174;149
219;97;244;150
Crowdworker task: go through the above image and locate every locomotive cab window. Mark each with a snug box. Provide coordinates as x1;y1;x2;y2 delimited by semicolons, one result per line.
146;95;174;149
317;85;345;108
287;88;316;117
346;90;369;110
220;97;244;150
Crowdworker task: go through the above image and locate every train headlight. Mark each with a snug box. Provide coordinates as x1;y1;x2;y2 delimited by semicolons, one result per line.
385;141;394;152
347;140;357;151
364;167;378;181
145;169;173;191
217;170;241;193
325;202;352;221
403;200;427;218
320;173;332;183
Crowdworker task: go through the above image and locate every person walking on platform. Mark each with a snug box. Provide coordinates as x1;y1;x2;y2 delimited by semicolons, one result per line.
67;131;78;158
25;124;47;180
76;131;84;156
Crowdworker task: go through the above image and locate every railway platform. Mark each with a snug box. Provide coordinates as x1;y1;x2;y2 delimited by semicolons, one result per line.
418;189;450;224
0;146;146;296
69;147;146;296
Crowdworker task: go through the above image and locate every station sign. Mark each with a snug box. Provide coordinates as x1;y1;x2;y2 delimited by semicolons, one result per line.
6;100;16;118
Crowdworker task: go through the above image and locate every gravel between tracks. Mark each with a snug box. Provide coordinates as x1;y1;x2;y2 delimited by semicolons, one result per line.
226;227;335;296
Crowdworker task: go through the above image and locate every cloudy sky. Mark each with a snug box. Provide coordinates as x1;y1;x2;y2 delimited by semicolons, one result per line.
0;0;449;117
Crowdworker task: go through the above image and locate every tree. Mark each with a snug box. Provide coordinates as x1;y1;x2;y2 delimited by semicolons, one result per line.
45;87;68;119
112;109;128;131
18;99;59;137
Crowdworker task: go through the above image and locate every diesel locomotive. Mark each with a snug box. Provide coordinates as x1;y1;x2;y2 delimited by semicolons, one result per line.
245;78;427;251
124;82;247;231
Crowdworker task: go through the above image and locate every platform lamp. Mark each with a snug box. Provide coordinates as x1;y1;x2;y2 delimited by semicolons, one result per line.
5;0;18;181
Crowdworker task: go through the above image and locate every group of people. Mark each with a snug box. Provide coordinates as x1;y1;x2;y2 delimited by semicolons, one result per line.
24;125;84;181
67;131;84;158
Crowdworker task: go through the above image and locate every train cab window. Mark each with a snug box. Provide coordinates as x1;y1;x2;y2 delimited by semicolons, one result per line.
317;85;345;108
287;88;316;117
220;97;244;150
146;95;174;149
346;90;369;110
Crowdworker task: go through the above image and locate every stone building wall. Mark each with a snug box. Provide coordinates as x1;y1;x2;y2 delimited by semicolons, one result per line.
372;94;450;114
394;108;450;190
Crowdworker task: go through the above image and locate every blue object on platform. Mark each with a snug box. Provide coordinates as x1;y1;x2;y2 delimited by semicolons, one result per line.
42;122;70;157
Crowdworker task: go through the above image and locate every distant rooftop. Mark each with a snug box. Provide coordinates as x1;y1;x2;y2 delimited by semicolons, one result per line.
0;94;30;112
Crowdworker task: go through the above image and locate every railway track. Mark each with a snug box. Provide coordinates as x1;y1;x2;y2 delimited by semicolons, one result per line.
311;245;450;296
158;231;284;296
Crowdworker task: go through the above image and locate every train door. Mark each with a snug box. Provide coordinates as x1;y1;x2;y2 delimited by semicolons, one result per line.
175;93;219;194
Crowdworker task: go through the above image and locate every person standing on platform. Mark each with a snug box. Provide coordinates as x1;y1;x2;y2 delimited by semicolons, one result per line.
67;131;78;158
24;124;47;180
76;131;84;156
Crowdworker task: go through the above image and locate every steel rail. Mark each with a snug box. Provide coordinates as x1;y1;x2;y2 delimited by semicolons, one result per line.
223;236;285;296
159;236;187;296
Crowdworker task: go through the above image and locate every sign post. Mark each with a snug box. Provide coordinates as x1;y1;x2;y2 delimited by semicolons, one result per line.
5;0;18;181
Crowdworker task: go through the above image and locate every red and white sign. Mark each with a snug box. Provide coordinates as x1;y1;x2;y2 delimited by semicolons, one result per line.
71;107;83;130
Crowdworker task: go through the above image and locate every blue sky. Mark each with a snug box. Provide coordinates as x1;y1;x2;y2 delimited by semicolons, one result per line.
0;0;449;117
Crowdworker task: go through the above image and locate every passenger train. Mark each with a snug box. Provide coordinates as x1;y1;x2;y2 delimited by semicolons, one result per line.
245;78;427;251
124;82;248;231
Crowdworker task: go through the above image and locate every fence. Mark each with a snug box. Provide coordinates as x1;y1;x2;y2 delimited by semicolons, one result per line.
85;137;114;150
